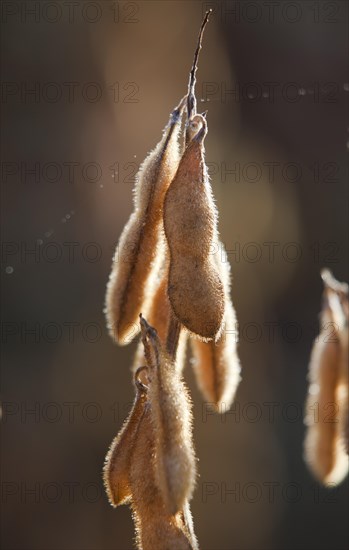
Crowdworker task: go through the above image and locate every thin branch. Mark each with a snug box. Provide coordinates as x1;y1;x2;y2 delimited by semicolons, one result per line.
186;10;212;126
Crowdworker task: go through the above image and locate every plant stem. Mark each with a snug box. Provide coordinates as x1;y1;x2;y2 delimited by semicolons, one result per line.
166;313;181;360
186;10;212;133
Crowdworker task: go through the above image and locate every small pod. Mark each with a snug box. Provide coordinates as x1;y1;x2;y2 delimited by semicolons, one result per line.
129;403;197;550
329;287;349;458
339;328;349;456
190;246;241;411
132;267;188;375
304;295;348;485
164;115;225;340
140;317;196;515
103;368;148;507
105;97;186;345
321;269;349;457
140;266;172;344
344;405;349;456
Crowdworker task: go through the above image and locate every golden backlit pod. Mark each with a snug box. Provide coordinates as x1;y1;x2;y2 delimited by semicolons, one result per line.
129;404;197;550
140;317;196;515
304;317;343;484
191;300;240;412
105;96;186;345
133;329;188;377
103;368;148;507
104;364;196;549
163;115;225;340
132;268;188;374
190;246;241;411
339;328;349;456
345;408;349;456
304;275;349;485
140;266;171;344
322;271;349;458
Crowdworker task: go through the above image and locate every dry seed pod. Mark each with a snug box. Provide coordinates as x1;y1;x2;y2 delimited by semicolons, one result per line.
191;301;241;412
164;115;225;340
104;364;196;549
181;501;199;550
339;332;349;456
140;316;196;515
131;271;170;373
325;278;349;458
304;317;343;484
304;283;349;485
132;268;188;374
105;96;186;345
140;267;171;344
130;404;197;550
345;404;349;456
322;271;349;459
103;368;148;507
133;329;188;377
190;246;241;411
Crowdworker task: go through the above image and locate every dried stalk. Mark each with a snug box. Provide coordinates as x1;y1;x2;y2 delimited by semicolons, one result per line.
187;9;212;128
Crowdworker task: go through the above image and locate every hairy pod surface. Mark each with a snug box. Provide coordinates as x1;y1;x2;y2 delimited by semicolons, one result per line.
191;300;241;411
140;317;196;515
130;403;196;550
164;115;224;340
105;97;186;345
304;300;349;485
163;115;225;340
103;372;148;506
320;271;349;458
142;267;172;344
191;247;241;410
104;364;197;549
332;290;349;456
132;268;188;374
133;330;188;377
339;337;349;456
345;406;349;456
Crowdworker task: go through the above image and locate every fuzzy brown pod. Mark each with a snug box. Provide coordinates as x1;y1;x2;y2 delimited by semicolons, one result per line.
104;366;198;550
140;266;171;344
190;246;241;411
345;408;349;456
140;316;196;515
132;267;188;374
105;96;186;345
103;368;148;507
327;285;349;459
163;115;225;340
304;272;349;485
130;402;198;550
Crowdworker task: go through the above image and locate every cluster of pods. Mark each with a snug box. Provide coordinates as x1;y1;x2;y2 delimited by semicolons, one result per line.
103;11;241;550
102;11;348;550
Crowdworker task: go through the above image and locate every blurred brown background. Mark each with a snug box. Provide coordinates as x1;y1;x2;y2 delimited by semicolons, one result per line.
1;1;348;549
